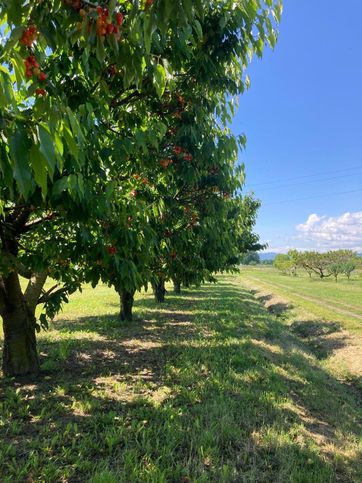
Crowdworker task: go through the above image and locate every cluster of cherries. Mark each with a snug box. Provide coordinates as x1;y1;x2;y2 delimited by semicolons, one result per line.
77;5;124;38
173;145;193;161
20;26;48;96
160;158;173;169
91;6;123;37
133;174;149;185
20;25;37;47
159;146;193;169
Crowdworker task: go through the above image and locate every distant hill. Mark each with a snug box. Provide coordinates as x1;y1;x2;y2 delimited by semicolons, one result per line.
259;252;277;261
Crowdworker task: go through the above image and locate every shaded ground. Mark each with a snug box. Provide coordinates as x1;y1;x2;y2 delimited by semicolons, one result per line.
0;277;361;482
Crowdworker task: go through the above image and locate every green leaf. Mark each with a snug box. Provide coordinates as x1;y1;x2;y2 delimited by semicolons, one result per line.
108;0;117;13
62;123;79;160
194;20;203;41
6;0;22;26
52;177;68;197
38;124;56;180
0;70;15;109
66;107;85;146
143;13;156;55
9;128;32;198
67;174;78;200
29;145;48;198
153;64;166;98
182;0;193;22
6;26;24;49
96;36;106;65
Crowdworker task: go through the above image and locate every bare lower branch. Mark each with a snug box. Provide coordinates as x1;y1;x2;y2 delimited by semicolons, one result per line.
23;213;57;233
38;286;68;305
24;272;48;314
38;284;59;304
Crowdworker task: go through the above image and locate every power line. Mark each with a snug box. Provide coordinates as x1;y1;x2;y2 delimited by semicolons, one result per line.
244;165;362;188
250;170;362;193
263;187;362;206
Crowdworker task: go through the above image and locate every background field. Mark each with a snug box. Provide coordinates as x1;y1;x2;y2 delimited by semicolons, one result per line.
239;266;362;382
1;275;362;482
240;266;362;333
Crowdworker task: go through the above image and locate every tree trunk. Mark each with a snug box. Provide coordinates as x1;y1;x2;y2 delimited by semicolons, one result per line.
153;280;166;303
173;278;181;294
120;290;135;321
1;273;40;377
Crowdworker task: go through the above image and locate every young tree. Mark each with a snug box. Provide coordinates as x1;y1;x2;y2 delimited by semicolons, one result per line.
342;261;356;280
287;249;299;276
328;263;343;282
273;254;292;274
297;252;331;279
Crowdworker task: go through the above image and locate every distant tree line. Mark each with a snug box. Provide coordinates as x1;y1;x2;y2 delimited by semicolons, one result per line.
241;252;278;266
273;250;361;281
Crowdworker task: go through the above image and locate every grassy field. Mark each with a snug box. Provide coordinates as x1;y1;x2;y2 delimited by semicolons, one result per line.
240;267;362;334
1;276;362;482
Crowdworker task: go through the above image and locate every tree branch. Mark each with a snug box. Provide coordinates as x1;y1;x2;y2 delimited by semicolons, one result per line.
22;213;57;233
37;283;59;305
111;90;148;108
38;286;68;305
24;272;48;314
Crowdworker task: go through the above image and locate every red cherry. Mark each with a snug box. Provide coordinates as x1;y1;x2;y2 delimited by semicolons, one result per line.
35;88;47;96
106;24;115;34
38;72;47;81
116;12;124;26
109;64;117;76
107;246;117;255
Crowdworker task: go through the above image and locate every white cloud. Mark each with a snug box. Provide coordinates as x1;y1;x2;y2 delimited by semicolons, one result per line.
296;211;362;251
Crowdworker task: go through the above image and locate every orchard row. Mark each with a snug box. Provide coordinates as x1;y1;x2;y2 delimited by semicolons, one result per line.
0;0;282;377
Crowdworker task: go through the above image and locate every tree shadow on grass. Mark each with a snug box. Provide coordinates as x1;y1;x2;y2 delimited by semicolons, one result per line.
289;320;348;360
0;280;361;482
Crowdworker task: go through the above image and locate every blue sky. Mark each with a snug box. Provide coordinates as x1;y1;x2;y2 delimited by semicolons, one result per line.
233;0;362;252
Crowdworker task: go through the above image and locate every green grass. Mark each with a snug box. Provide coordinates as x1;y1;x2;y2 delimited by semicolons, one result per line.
1;276;362;482
240;266;362;334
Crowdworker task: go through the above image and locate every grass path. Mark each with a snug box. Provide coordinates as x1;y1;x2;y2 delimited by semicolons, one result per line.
239;270;362;382
1;276;362;482
240;268;362;334
245;276;362;321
